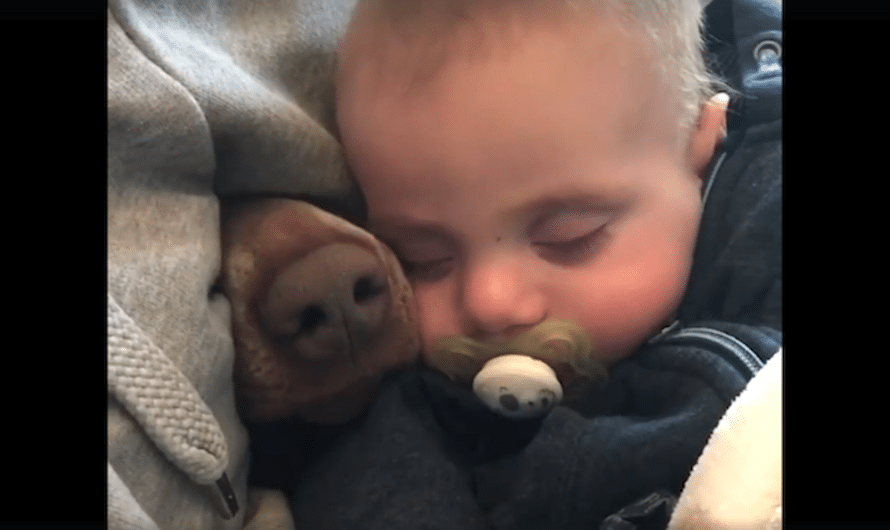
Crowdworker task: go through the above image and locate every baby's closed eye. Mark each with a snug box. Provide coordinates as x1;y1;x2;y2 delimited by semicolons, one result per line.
384;237;455;281
530;211;612;265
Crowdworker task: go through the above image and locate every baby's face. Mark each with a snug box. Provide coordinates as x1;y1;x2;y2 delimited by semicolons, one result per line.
337;12;722;364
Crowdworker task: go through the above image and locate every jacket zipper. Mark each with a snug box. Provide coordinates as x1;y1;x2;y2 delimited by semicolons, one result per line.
656;326;765;379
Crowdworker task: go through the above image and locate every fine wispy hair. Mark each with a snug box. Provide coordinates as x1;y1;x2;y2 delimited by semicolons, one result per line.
339;0;728;136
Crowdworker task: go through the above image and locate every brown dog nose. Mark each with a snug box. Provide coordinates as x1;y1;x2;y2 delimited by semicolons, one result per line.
259;243;391;363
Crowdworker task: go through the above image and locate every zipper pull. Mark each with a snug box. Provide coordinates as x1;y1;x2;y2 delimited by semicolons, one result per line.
211;472;239;519
647;320;680;344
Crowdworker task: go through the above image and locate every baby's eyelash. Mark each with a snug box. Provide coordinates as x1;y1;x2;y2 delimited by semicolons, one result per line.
400;257;453;282
534;230;605;265
386;244;452;282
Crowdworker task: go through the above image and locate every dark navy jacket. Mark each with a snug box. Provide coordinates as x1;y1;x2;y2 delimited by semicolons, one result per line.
249;2;782;528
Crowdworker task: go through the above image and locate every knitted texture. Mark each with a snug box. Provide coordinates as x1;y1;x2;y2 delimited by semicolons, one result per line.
108;294;229;486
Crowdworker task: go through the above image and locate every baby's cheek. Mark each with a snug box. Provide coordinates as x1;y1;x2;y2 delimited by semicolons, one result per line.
412;284;459;357
572;263;689;362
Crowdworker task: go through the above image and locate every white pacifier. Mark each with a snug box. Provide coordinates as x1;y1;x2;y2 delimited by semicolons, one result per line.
472;354;563;418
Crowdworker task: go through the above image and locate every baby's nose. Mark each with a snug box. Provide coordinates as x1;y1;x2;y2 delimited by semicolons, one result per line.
461;256;546;337
259;243;391;363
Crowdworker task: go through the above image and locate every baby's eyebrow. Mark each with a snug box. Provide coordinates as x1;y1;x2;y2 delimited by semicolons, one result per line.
518;194;618;230
517;193;615;215
367;218;454;241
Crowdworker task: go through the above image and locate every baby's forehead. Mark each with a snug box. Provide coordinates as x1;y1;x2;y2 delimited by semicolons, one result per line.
337;1;663;95
336;2;691;176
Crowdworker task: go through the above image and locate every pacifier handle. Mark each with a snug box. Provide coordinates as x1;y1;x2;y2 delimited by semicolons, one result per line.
472;354;564;418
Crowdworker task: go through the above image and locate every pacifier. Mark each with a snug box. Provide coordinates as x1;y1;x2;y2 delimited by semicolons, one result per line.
472;354;563;418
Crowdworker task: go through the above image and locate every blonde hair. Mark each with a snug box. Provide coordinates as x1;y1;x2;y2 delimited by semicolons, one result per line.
339;0;725;135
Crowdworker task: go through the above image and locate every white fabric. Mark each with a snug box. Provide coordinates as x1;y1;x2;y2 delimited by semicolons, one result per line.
668;350;782;530
242;489;297;530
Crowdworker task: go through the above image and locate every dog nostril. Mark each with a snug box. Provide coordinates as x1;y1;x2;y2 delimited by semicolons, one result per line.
353;274;387;303
499;394;519;411
297;304;326;334
541;397;550;407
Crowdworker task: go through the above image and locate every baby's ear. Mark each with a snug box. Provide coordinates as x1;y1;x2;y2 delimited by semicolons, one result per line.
686;93;729;179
